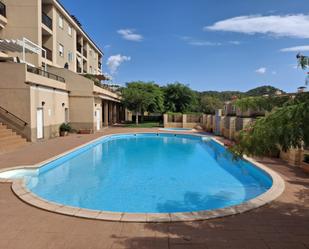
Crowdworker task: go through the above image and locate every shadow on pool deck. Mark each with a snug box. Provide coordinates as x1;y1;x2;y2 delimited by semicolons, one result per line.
0;127;308;249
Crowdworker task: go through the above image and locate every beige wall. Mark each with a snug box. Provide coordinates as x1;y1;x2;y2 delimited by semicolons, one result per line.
69;96;94;131
29;85;69;141
0;62;69;141
54;8;76;71
47;67;96;130
0;0;41;67
0;63;31;138
1;0;102;74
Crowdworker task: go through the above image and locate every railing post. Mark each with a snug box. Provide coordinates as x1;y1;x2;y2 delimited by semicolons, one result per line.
182;114;187;128
163;114;168;128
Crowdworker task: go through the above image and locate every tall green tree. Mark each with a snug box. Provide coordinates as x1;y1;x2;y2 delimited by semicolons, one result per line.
121;81;163;125
231;55;309;158
200;96;223;114
231;93;309;157
163;83;197;113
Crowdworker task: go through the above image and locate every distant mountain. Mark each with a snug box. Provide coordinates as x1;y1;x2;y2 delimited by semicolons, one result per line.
198;91;244;102
246;85;285;96
198;85;284;102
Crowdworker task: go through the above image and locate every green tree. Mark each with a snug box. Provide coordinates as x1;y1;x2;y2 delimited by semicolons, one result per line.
231;92;309;158
231;55;309;158
200;96;223;114
121;82;163;125
163;83;197;113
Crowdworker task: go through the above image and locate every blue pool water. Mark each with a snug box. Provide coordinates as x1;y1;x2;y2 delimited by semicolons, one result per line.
26;134;272;213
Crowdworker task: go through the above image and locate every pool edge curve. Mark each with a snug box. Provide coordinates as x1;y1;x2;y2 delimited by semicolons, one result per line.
1;132;285;223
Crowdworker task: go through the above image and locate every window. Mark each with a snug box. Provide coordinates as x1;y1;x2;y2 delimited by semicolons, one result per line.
68;52;74;62
68;26;72;36
58;15;64;29
59;44;64;57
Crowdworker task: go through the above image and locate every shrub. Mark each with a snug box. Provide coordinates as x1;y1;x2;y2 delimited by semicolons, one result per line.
59;123;72;132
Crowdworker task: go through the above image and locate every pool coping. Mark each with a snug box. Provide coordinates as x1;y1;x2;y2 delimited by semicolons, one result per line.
0;132;285;223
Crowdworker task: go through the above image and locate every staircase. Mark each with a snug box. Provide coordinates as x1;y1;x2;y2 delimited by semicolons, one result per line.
0;122;28;154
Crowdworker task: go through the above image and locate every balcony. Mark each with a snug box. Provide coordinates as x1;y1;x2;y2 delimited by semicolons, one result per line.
42;12;52;30
42;46;53;61
76;43;82;54
27;65;65;83
0;1;7;29
0;1;6;17
83;49;87;58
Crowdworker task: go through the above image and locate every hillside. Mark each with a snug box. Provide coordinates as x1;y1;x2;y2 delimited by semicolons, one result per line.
198;85;284;102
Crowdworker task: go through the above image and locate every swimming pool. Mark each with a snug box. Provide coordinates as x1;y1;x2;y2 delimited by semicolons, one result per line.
1;133;285;221
16;133;274;213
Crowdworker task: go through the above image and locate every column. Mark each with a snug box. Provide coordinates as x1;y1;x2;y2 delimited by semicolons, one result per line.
113;103;117;124
104;101;109;127
182;114;187;128
109;102;113;125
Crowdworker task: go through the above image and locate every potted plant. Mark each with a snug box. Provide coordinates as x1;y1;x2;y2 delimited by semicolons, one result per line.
301;154;309;174
59;123;72;137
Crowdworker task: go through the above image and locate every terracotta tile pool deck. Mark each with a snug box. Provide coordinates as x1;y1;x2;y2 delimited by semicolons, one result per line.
0;127;308;249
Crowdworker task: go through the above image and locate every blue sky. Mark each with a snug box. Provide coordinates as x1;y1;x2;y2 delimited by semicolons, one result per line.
61;0;309;92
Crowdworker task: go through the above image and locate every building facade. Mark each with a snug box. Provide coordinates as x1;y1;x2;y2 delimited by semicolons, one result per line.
0;0;127;143
0;0;102;74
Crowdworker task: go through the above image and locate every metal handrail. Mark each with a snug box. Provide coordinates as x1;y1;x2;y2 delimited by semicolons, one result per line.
42;46;53;61
27;65;65;83
42;12;52;30
0;1;6;18
0;106;28;126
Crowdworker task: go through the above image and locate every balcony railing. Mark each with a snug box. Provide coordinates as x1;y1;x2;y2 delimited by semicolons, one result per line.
42;46;53;61
42;12;52;30
77;44;82;53
0;1;6;17
27;65;65;83
83;49;87;58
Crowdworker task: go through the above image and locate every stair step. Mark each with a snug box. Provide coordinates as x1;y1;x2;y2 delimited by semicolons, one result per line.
0;130;14;135
0;135;26;146
0;124;8;130
0;122;29;154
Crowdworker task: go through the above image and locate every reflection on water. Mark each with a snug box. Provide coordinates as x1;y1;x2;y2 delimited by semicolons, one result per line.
157;191;235;212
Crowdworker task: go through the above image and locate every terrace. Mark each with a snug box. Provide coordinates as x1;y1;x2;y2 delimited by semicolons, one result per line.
0;128;308;249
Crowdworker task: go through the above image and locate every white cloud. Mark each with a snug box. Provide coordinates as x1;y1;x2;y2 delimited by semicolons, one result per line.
272;71;277;75
180;36;221;46
280;45;309;52
205;14;309;39
255;67;267;74
117;29;143;42
229;41;241;45
107;54;131;74
189;41;221;46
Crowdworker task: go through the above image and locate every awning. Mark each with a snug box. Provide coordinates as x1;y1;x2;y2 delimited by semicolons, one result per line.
97;94;121;103
0;39;40;54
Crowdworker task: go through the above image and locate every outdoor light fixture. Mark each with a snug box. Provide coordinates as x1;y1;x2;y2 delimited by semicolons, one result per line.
41;101;45;106
62;103;65;107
